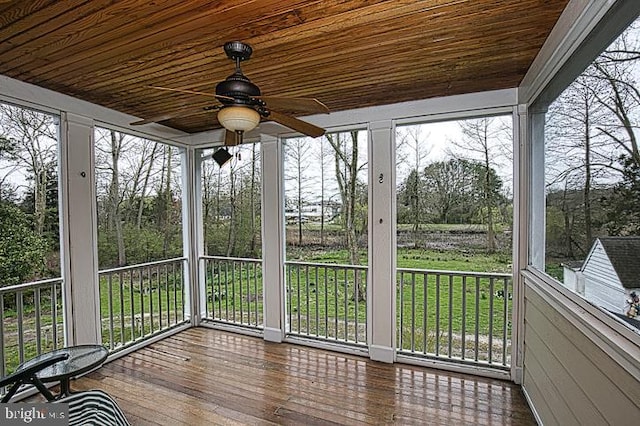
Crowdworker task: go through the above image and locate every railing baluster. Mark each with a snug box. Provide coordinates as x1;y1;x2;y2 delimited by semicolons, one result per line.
306;264;310;336
108;274;114;350
0;295;5;377
396;272;406;350
354;269;359;344
119;271;125;347
224;261;229;322
411;272;416;353
333;268;340;340
448;274;453;358
287;264;292;333
52;282;58;348
125;269;132;341
435;274;440;357
239;261;244;324
17;291;24;364
488;276;495;364
324;266;328;339
461;275;467;361
35;287;41;355
139;267;145;338
423;272;428;355
364;270;368;345
475;276;480;362
343;267;348;341
503;277;509;365
315;266;320;337
165;264;171;326
156;265;162;330
173;262;178;325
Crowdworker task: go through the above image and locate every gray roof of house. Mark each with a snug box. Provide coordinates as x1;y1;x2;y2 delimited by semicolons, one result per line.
598;237;640;289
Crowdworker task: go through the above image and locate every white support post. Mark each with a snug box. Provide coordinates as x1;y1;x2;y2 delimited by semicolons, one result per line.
59;112;100;345
528;107;547;269
182;147;203;325
261;135;285;342
368;120;396;363
511;104;529;384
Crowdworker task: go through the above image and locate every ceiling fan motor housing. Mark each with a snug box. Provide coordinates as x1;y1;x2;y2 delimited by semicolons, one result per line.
215;73;261;106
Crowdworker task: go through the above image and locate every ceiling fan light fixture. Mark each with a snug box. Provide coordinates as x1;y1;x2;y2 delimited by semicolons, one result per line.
218;106;260;133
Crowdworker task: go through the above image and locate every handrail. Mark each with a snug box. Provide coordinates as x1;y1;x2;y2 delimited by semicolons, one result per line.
98;257;187;274
0;278;63;295
285;260;368;270
397;267;511;278
200;255;262;263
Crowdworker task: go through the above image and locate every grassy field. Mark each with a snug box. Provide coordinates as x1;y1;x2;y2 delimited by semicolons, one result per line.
2;246;513;373
98;269;186;349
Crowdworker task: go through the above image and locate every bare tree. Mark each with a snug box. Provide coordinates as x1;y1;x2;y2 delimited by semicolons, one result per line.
107;130;126;266
0;105;57;236
396;126;431;246
448;118;507;251
314;137;335;245
284;138;315;246
326;131;368;300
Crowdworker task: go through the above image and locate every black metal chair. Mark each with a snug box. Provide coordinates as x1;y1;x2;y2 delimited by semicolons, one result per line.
0;354;130;426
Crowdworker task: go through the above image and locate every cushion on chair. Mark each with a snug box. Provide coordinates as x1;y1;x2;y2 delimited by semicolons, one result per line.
57;389;130;426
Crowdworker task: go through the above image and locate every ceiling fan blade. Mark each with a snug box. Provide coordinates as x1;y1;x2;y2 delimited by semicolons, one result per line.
268;111;325;138
257;96;329;114
148;86;234;102
130;105;218;125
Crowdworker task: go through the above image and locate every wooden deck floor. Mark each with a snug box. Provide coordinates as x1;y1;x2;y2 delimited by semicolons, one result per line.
71;328;535;425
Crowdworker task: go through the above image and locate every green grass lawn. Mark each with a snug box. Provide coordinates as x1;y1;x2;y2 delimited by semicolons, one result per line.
98;269;186;348
2;247;513;373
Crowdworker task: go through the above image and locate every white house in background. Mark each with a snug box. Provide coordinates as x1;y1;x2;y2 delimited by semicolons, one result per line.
571;237;640;315
562;260;585;295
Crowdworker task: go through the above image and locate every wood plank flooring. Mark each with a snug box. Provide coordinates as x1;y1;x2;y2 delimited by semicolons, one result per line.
70;328;535;425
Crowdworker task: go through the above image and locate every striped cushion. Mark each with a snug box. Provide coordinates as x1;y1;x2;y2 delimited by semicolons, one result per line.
57;390;130;426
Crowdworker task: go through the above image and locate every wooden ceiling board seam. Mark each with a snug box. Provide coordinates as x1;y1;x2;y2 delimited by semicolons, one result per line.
117;29;548;103
35;0;548;96
12;0;324;82
34;0;388;87
62;0;391;90
0;0;102;55
0;0;184;67
0;0;58;28
4;0;260;77
80;2;552;100
0;0;92;48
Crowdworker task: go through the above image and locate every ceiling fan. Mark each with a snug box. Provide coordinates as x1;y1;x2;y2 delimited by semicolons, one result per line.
131;41;329;146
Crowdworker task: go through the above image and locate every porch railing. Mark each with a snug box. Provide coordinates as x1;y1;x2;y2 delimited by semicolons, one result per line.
98;258;187;351
397;268;512;369
0;278;64;376
201;256;263;329
285;261;368;347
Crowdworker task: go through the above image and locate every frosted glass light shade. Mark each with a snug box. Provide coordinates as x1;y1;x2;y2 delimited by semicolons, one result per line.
218;106;260;132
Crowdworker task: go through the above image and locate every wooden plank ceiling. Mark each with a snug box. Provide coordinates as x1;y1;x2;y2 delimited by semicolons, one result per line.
0;0;569;134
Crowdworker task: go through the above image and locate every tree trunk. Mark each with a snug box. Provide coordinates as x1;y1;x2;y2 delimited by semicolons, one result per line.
109;131;126;266
250;144;257;255
583;96;593;246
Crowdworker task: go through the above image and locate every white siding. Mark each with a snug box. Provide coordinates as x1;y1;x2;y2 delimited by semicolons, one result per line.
522;275;640;425
563;267;578;292
582;241;626;314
